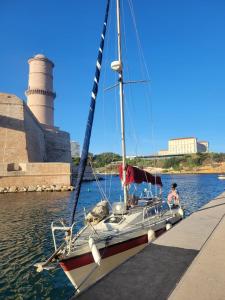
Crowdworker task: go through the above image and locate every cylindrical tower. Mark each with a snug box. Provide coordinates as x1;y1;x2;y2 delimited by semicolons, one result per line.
25;54;56;127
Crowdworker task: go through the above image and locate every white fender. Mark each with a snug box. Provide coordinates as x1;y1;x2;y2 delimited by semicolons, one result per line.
89;237;101;265
177;208;184;218
36;264;43;273
166;223;172;231
147;229;155;243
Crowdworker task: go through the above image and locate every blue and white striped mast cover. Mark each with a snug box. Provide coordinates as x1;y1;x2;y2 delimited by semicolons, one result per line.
71;0;111;224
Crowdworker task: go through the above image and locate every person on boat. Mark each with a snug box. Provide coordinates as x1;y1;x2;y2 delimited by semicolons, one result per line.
167;183;180;207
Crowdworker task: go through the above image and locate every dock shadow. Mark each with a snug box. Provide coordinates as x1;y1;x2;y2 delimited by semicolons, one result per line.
75;244;198;300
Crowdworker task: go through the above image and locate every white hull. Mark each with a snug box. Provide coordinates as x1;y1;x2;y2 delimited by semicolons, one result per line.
59;212;181;293
62;241;146;292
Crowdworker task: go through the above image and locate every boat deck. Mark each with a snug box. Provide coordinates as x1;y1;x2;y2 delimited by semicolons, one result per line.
67;204;180;256
73;192;225;300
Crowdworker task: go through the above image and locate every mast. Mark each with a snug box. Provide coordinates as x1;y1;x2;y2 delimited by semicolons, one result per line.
70;0;111;225
116;0;128;207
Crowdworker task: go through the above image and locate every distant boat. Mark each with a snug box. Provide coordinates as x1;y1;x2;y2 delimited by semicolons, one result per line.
218;175;225;180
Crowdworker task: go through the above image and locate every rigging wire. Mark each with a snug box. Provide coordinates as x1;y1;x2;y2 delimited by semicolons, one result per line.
70;0;111;225
121;0;140;157
127;0;160;196
127;0;154;147
90;1;119;201
89;160;108;202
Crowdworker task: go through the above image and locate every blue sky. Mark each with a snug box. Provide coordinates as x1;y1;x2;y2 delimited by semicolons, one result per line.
1;0;225;155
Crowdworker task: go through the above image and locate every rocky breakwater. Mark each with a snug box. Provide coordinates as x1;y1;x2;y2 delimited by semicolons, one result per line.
0;184;75;193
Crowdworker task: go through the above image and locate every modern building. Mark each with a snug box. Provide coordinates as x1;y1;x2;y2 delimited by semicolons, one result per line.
158;137;209;156
71;141;80;158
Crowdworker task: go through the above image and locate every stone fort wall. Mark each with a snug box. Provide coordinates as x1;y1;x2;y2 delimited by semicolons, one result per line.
0;94;32;163
45;129;71;163
0;93;72;188
0;162;71;187
0;93;71;164
24;100;47;162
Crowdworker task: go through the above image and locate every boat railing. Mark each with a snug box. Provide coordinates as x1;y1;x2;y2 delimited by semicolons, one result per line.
50;202;108;252
70;215;168;249
51;220;76;252
50;199;172;254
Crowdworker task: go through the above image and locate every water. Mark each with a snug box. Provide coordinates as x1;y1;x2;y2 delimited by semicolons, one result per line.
0;174;225;300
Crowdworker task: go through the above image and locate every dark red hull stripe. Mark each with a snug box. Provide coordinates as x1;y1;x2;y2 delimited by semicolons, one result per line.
59;216;181;271
155;227;166;237
60;234;148;271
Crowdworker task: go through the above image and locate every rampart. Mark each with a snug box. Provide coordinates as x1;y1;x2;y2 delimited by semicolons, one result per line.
0;93;72;188
0;162;71;187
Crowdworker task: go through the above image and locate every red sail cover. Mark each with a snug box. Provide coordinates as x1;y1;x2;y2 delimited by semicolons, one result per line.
119;165;162;186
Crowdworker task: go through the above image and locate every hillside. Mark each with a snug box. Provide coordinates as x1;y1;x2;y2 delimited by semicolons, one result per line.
73;152;225;175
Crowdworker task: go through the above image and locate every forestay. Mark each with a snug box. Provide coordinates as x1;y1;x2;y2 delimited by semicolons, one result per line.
70;0;111;225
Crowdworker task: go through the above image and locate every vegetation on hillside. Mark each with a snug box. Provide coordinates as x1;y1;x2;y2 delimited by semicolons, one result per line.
72;152;225;173
92;152;122;168
159;153;225;171
72;152;121;168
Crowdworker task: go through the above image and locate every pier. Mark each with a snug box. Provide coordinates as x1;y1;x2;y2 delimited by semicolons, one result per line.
74;191;225;300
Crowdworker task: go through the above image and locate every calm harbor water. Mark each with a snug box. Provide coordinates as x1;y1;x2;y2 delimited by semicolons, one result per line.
0;174;225;300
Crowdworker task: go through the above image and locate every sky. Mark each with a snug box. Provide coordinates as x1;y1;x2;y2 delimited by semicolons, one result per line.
1;0;225;155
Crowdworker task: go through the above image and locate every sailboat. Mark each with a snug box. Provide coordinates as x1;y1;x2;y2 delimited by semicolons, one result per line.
35;0;184;294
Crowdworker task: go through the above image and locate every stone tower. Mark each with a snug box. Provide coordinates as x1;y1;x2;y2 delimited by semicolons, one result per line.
25;54;56;128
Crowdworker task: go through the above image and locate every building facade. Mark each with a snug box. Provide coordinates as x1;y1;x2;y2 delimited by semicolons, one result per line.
169;137;197;155
158;137;209;156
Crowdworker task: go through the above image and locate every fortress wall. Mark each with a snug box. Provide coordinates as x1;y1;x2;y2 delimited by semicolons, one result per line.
0;94;71;165
23;103;47;162
0;94;28;163
0;54;73;189
0;162;71;187
0;93;47;163
45;129;72;163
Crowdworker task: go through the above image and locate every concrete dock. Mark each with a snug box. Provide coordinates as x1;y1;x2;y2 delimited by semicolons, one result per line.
75;192;225;300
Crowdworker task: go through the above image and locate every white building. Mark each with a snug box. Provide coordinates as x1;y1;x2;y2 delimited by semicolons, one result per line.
71;141;80;158
158;137;209;156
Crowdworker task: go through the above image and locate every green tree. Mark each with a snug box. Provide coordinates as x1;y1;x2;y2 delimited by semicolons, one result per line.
93;152;122;168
